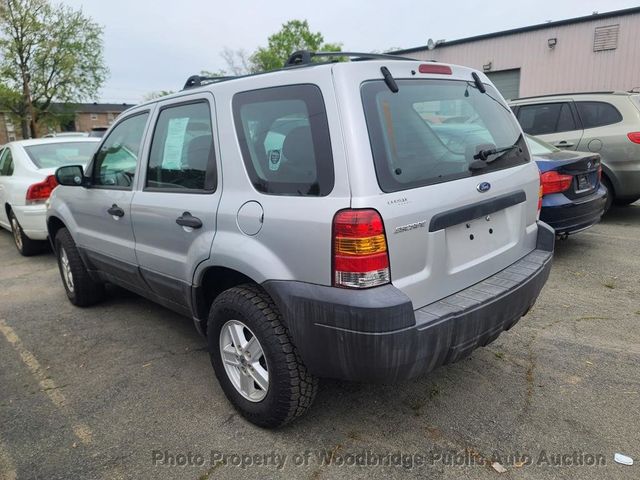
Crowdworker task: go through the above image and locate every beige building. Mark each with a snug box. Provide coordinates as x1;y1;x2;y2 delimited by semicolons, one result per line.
396;7;640;100
0;102;134;144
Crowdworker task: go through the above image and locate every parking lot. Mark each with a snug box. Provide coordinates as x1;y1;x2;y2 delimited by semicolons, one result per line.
0;205;638;480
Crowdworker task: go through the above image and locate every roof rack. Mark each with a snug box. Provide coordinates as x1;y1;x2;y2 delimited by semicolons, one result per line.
283;50;416;67
182;75;237;90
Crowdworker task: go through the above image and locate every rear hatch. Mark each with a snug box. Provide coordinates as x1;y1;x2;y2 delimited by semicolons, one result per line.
333;61;540;309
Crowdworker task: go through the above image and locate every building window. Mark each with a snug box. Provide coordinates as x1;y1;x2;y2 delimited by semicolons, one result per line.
594;24;619;51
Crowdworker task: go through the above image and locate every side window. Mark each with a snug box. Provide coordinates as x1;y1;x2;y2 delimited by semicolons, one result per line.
576;101;623;129
233;84;334;196
93;112;149;188
146;102;215;191
517;103;576;135
0;148;14;176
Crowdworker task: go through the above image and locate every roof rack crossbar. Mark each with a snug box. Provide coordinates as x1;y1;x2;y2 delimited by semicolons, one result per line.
183;75;237;90
283;50;416;67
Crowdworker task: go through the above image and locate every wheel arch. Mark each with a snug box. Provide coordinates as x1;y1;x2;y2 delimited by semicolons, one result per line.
192;265;257;336
46;215;67;252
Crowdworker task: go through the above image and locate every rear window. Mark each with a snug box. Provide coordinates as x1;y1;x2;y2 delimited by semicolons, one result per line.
575;101;622;129
361;79;529;193
525;134;559;155
24;142;97;169
233;84;334;196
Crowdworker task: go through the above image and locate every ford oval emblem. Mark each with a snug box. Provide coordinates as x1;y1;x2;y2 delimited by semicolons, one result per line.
477;182;491;193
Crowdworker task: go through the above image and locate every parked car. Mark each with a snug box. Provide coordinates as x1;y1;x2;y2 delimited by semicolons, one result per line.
47;52;553;428
89;127;109;138
43;132;90;138
527;134;606;236
509;92;640;211
0;137;100;255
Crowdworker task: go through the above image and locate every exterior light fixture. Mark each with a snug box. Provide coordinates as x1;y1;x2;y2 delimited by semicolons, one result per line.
482;62;492;72
548;37;557;49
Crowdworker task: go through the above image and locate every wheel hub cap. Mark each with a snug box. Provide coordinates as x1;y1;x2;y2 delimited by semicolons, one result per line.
219;319;268;402
11;218;22;251
59;248;74;292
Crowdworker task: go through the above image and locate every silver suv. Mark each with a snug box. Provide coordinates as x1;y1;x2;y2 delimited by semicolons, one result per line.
509;92;640;210
47;52;553;428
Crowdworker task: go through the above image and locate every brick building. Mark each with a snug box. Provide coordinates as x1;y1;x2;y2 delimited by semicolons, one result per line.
0;102;134;144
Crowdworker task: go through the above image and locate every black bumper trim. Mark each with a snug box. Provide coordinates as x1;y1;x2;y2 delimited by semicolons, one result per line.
429;190;526;232
264;221;554;383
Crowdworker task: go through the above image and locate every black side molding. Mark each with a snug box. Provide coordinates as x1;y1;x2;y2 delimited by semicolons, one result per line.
429;190;527;232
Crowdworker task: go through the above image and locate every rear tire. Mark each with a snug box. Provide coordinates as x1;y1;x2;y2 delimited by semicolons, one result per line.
54;228;105;306
601;176;614;214
9;210;43;256
208;284;318;428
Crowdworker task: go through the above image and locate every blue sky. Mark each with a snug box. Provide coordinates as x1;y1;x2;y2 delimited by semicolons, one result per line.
60;0;640;103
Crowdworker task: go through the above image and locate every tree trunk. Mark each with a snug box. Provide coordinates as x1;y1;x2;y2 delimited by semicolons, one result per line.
22;72;37;138
20;119;30;140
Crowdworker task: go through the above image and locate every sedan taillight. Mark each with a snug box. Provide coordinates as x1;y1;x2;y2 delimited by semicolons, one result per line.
26;175;58;204
540;171;572;195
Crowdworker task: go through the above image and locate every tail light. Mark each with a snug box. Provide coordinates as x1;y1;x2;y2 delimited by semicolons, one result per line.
26;175;58;204
540;170;572;195
332;209;390;289
627;132;640;144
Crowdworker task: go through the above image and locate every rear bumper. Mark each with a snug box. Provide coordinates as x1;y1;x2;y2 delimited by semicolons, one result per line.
540;187;606;234
11;204;48;240
264;222;554;383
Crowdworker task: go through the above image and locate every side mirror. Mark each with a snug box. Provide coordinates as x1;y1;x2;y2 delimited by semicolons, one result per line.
55;165;85;186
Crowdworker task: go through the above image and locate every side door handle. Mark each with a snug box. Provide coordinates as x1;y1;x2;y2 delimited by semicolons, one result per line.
176;212;203;229
553;140;574;148
107;204;125;217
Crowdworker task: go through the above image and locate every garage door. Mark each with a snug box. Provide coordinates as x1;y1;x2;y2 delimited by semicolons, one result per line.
486;69;521;101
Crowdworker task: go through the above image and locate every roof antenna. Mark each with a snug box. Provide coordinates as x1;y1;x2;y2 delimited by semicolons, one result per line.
380;66;399;93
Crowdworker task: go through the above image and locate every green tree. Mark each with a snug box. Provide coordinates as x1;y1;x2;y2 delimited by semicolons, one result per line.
143;90;175;101
0;0;108;138
250;20;341;72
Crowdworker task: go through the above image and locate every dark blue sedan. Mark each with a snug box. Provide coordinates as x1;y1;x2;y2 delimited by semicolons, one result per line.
527;134;607;236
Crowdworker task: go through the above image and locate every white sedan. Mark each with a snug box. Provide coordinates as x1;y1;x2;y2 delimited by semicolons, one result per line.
0;137;100;256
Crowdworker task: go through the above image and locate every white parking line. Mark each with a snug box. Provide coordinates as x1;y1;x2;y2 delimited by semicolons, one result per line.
0;319;93;446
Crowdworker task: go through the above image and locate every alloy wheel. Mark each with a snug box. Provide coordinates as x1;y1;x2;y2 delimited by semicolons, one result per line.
219;319;269;402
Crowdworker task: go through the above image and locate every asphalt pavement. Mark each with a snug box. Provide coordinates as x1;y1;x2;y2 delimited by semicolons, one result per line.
1;205;639;479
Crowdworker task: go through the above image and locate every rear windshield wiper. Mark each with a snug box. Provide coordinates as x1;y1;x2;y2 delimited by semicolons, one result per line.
469;135;523;170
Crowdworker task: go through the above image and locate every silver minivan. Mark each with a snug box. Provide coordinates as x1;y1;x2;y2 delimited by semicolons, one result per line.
47;52;553;427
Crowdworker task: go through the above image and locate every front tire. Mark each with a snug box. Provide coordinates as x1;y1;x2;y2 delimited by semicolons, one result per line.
208;284;318;428
9;210;42;256
55;228;105;306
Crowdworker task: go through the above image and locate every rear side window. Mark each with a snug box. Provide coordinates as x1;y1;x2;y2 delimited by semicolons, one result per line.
517;103;577;135
233;84;334;196
146;102;215;192
0;148;13;176
576;101;622;129
362;79;528;192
